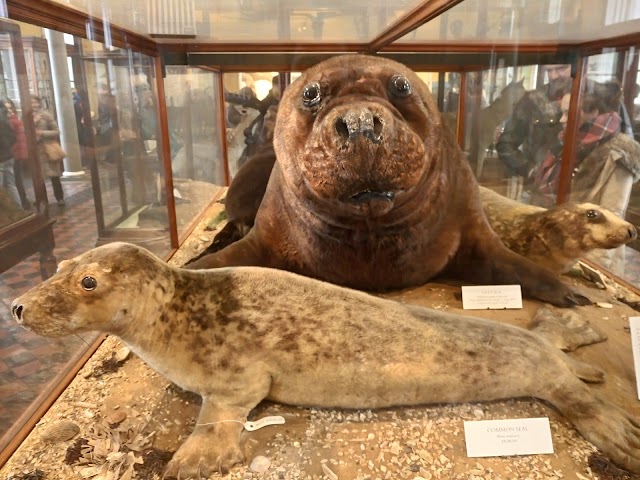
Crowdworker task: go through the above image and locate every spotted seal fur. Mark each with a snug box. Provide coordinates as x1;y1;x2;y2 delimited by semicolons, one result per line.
12;243;640;476
479;186;637;274
187;54;589;308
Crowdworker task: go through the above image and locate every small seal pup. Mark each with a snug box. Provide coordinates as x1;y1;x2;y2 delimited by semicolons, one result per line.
479;186;637;274
187;54;589;308
12;243;640;476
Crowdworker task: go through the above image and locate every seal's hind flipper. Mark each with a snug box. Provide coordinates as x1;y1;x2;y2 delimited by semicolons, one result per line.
529;307;606;351
565;355;605;383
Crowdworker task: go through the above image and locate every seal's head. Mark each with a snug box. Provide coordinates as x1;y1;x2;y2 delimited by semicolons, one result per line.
564;203;637;250
274;54;442;218
11;243;166;337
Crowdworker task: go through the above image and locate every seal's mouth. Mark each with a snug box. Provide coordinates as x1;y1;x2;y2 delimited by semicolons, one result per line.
349;190;395;203
343;189;396;218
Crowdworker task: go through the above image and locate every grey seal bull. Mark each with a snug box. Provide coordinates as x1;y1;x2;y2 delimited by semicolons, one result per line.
11;243;640;476
188;54;588;308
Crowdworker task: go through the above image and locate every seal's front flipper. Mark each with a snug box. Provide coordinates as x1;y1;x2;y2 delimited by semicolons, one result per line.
164;405;247;477
448;242;592;308
185;219;254;266
185;233;271;270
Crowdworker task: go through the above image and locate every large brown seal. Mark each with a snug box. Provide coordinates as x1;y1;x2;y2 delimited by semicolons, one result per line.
479;186;637;274
188;54;588;307
11;243;640;476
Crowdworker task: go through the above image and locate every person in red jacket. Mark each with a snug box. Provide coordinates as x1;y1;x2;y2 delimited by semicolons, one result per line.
4;98;31;209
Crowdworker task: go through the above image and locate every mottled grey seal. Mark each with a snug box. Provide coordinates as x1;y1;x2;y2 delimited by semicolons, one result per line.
479;186;637;274
187;54;589;308
11;243;640;476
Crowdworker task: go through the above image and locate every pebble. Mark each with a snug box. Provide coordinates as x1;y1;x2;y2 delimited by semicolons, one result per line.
249;455;271;473
596;302;613;309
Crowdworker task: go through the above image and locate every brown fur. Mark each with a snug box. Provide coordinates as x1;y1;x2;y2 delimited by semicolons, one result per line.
479;186;637;274
11;243;640;476
188;54;588;308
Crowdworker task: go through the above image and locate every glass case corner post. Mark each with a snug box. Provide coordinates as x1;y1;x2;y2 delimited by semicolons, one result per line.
153;55;179;249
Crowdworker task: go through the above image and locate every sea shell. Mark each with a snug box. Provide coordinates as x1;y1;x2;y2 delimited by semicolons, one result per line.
106;410;127;425
114;346;131;363
41;420;80;443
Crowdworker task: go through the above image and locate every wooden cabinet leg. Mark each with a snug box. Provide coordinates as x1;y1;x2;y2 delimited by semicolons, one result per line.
39;248;57;280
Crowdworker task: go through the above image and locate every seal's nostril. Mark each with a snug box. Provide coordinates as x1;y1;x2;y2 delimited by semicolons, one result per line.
373;116;383;137
335;118;349;140
12;303;23;320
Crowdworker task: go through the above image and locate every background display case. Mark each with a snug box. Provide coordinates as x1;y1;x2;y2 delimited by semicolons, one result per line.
0;21;56;282
1;0;640;474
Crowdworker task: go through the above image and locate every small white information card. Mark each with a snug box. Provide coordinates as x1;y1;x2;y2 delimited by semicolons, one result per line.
464;418;554;458
629;317;640;400
461;285;523;310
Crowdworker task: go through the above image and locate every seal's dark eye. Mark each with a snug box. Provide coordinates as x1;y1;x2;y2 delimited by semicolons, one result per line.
81;276;97;291
302;82;322;107
389;75;412;98
586;209;599;220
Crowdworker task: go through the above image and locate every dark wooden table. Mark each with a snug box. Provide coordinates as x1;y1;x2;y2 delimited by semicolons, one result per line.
0;214;57;280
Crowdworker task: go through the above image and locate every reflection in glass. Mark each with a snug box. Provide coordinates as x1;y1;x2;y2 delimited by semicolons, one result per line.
396;0;640;44
565;51;640;282
0;19;178;454
223;71;280;178
164;66;226;239
52;0;423;43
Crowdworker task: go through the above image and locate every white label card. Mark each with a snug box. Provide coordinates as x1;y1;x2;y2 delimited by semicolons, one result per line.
244;415;285;431
461;285;523;310
464;418;554;458
629;317;640;400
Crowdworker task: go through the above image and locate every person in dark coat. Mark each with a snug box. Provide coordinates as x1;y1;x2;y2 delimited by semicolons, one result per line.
496;64;573;180
532;81;640;274
0;101;18;207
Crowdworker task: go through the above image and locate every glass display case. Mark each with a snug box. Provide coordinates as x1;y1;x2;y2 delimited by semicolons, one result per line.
1;0;640;476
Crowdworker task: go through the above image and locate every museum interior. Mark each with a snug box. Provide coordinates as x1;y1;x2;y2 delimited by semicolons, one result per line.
1;0;640;478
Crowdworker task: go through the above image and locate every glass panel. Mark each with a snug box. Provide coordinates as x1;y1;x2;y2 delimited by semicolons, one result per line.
0;31;35;226
48;0;424;43
223;71;280;178
0;19;175;454
408;71;461;154
464;65;534;186
0;22;100;455
164;66;226;239
395;0;640;44
79;40;172;256
473;61;572;204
